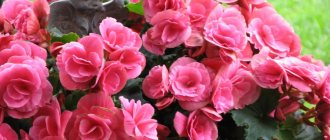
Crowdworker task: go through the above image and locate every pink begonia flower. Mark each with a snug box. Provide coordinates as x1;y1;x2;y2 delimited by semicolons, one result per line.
29;98;72;140
119;96;158;140
157;124;170;140
218;0;265;4
174;110;218;140
143;0;187;22
67;93;128;140
320;67;330;104
204;6;250;60
248;6;301;57
0;56;52;119
169;57;211;111
142;65;169;99
250;48;287;89
1;0;32;23
129;0;139;4
0;123;18;140
143;10;192;55
96;61;127;95
109;48;146;79
274;96;300;121
32;0;50;28
212;61;260;113
56;34;104;90
0;40;47;65
316;101;330;140
187;0;217;29
99;17;142;53
276;56;325;92
0;12;13;33
14;8;40;35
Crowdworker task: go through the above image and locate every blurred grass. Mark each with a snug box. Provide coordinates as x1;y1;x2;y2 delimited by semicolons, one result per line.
268;0;330;64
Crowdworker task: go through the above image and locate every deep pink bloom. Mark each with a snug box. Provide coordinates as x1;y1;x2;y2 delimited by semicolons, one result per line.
109;48;146;79
320;67;330;104
99;17;142;53
142;10;192;55
218;0;265;4
187;0;217;29
0;56;52;119
14;8;40;35
67;93;128;140
29;98;72;140
212;61;260;113
33;0;50;28
277;56;325;92
143;0;187;22
316;101;330;140
274;96;300;121
169;57;211;111
142;65;169;99
1;0;32;23
174;110;218;140
250;48;287;89
204;6;249;60
96;61;127;95
248;6;301;57
56;34;104;90
0;123;18;140
119;96;158;139
0;40;47;65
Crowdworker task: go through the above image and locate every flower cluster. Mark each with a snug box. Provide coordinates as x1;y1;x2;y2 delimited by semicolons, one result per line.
0;0;330;139
141;0;330;139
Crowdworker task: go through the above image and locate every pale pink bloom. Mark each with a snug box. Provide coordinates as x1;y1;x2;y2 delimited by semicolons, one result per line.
29;98;72;140
99;17;142;53
187;0;217;29
250;48;287;89
174;110;218;140
56;34;104;90
143;0;187;22
248;6;301;57
0;123;18;140
212;61;260;113
142;65;169;99
96;61;127;95
277;56;326;92
119;96;158;140
204;6;248;59
169;57;211;111
14;8;40;35
0;40;47;65
0;56;52;119
109;48;146;79
143;10;192;55
1;0;32;23
67;93;128;140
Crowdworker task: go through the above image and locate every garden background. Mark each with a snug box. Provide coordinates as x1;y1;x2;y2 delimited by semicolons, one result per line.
269;0;330;64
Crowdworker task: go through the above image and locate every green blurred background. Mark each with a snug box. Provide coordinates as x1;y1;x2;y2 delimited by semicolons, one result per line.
269;0;330;64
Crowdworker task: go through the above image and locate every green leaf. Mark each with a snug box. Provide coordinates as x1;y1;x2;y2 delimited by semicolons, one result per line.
231;89;280;140
127;1;144;15
64;91;86;110
50;28;80;43
279;114;322;140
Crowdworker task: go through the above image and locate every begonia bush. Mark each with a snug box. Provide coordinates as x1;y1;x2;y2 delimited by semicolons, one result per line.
0;0;329;139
